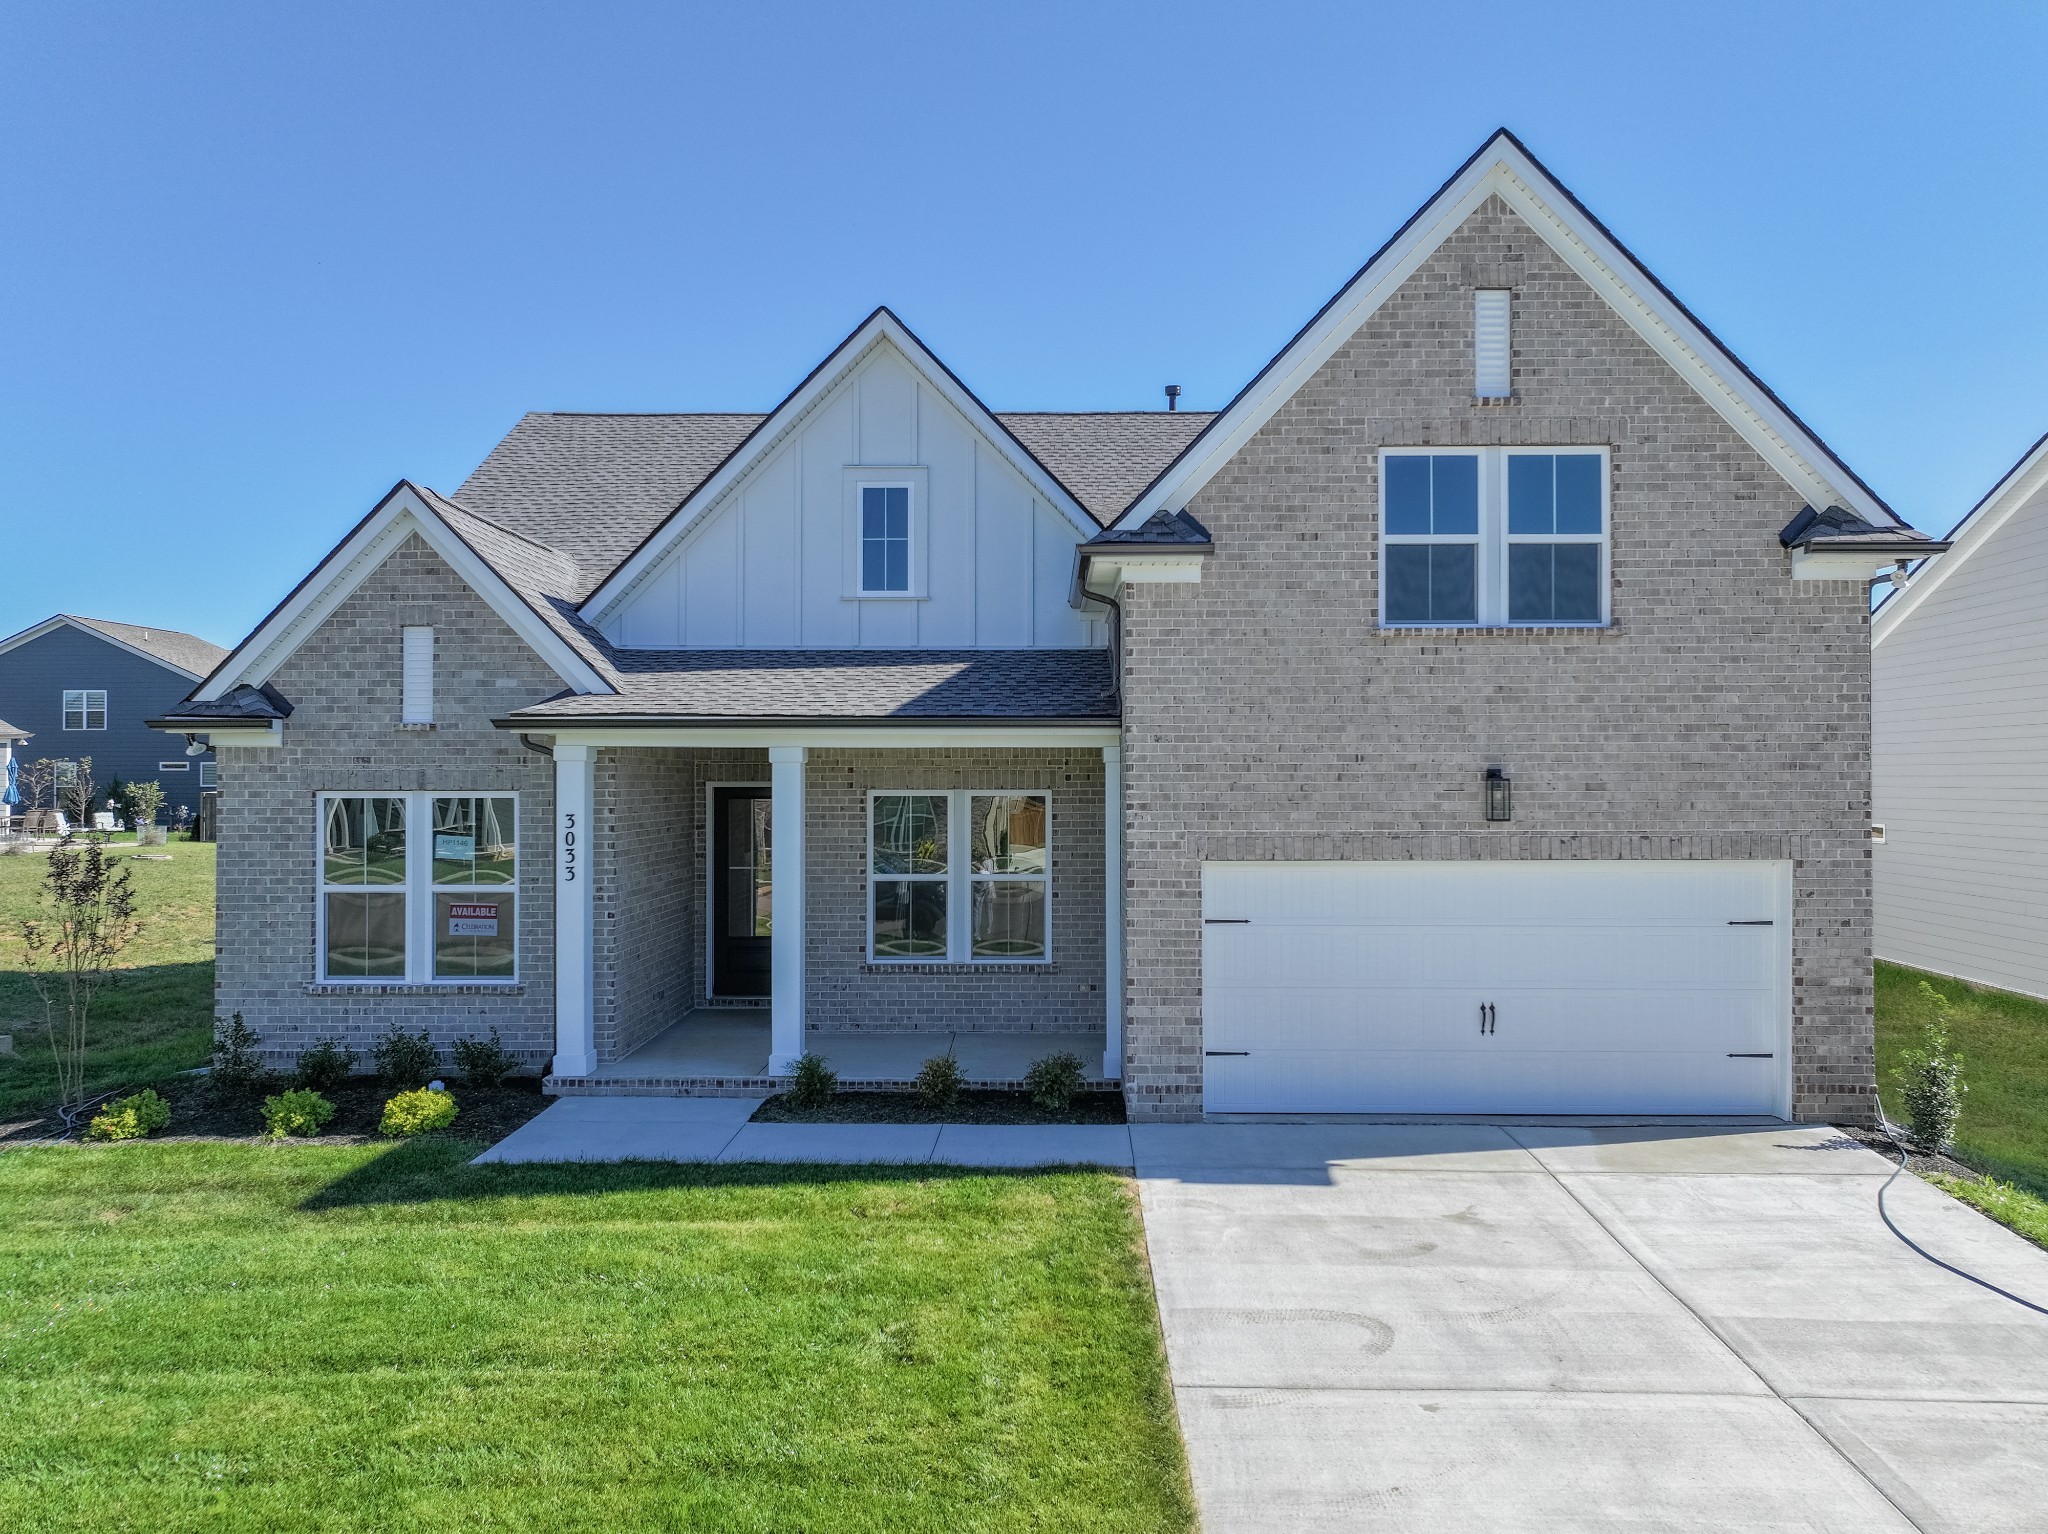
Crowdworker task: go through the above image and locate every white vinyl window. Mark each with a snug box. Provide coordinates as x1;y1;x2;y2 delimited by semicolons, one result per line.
868;790;1050;962
317;792;517;983
1381;447;1608;627
858;484;913;594
62;689;107;730
401;627;434;724
158;761;190;773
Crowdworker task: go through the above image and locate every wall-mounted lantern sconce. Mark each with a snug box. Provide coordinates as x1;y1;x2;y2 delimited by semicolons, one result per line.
1484;766;1512;822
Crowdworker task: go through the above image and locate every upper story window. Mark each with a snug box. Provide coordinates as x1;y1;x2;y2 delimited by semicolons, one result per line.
1381;448;1608;627
860;485;912;594
62;689;107;730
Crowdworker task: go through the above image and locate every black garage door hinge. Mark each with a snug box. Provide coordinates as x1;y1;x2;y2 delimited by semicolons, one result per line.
1204;918;1250;924
1727;1053;1775;1058
1204;1050;1250;1057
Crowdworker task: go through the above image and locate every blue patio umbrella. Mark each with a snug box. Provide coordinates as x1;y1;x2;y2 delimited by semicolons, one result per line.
3;756;17;806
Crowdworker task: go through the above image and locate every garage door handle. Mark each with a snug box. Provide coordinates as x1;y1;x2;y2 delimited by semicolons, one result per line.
1728;920;1774;926
1205;1050;1249;1057
1479;1002;1496;1035
1728;1052;1774;1058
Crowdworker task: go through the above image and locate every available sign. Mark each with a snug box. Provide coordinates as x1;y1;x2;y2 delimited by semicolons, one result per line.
447;902;499;937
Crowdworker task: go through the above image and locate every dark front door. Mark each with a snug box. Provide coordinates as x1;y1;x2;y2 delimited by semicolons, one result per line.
711;787;772;998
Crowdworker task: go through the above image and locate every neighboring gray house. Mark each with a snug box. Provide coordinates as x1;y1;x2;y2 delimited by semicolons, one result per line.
0;614;228;820
157;132;1942;1122
1872;432;2046;998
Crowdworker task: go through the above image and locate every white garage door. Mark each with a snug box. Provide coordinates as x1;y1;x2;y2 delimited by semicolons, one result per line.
1202;860;1789;1116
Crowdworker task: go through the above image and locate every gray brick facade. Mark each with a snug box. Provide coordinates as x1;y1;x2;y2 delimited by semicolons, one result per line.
214;533;560;1068
1117;195;1877;1123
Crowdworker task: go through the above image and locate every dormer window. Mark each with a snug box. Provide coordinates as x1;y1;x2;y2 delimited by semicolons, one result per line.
859;484;912;594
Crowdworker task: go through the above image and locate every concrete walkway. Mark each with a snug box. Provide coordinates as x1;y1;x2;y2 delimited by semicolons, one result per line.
1134;1122;2048;1533
471;1096;1134;1168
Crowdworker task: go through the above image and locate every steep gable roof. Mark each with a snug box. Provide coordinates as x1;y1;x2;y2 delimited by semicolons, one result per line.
189;481;614;703
1110;128;1911;535
1873;429;2048;644
578;307;1111;625
0;614;227;680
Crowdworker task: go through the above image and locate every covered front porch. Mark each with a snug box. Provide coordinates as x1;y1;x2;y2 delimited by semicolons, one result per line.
509;651;1125;1096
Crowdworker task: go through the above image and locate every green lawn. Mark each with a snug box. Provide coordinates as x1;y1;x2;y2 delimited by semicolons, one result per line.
1876;960;2048;1197
0;1141;1193;1534
0;837;215;1118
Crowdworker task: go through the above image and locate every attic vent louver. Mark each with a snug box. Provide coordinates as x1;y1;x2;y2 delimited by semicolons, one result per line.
1475;290;1511;399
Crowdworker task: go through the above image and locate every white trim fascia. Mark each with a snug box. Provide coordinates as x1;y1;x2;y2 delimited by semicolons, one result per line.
580;312;1102;626
1113;141;1897;533
1789;546;1913;582
1080;551;1208;597
161;719;283;748
1872;435;2048;644
196;485;609;701
537;724;1120;750
0;616;208;681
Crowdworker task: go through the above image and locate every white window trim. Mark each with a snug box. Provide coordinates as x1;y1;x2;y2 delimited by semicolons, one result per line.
157;761;191;772
1380;446;1610;628
841;464;929;600
315;791;520;986
62;688;108;731
866;789;1051;964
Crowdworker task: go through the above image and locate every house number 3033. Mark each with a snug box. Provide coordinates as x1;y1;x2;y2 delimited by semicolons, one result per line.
560;811;578;881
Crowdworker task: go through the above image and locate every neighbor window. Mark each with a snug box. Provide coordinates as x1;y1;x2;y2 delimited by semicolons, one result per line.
198;760;217;788
859;485;912;593
317;792;517;983
869;790;1049;962
1382;448;1607;626
158;760;190;773
62;689;107;730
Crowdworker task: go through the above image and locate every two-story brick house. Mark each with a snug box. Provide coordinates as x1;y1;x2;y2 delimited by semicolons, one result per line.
158;132;1941;1122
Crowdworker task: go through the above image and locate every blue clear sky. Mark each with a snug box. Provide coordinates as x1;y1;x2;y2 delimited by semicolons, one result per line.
4;2;2043;646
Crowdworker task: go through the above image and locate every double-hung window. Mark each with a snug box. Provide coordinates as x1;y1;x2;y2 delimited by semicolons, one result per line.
859;484;912;594
1381;448;1608;627
869;791;1050;962
318;792;517;983
62;689;107;730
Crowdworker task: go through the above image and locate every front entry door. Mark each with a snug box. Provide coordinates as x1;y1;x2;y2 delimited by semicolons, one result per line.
711;787;773;998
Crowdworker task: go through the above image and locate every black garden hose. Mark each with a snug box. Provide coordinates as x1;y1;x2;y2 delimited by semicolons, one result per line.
1876;1126;2048;1318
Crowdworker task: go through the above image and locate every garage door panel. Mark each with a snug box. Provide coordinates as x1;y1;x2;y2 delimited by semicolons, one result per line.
1201;860;1788;1116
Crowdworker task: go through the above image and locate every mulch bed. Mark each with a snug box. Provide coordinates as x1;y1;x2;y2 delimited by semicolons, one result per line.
1836;1122;1984;1183
752;1089;1126;1125
0;1074;553;1147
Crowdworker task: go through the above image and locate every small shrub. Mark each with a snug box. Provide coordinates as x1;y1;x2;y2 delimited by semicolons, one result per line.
372;1025;439;1088
1895;981;1967;1152
1025;1050;1087;1114
84;1088;171;1141
262;1088;335;1139
915;1053;963;1111
293;1038;358;1093
380;1086;459;1136
209;1012;267;1097
452;1028;519;1088
785;1052;838;1110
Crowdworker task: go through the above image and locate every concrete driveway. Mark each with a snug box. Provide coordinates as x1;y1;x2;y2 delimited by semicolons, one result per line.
1133;1122;2048;1533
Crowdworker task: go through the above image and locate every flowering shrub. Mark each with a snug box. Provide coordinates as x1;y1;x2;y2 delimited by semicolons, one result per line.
380;1087;459;1137
263;1088;336;1139
85;1089;171;1141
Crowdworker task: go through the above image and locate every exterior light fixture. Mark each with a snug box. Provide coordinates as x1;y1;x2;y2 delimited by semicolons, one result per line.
1484;766;1512;822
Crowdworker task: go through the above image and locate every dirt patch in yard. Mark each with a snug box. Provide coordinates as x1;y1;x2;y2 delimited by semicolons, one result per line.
753;1088;1126;1125
0;1074;553;1148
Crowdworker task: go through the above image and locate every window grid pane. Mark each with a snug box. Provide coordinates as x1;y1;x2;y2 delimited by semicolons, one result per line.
860;485;911;592
872;794;947;874
970;879;1046;958
435;891;516;978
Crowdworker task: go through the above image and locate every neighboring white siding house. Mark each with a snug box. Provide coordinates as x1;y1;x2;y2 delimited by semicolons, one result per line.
1873;432;2048;998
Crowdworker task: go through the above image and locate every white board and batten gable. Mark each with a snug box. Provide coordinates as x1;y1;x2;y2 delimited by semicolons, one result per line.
585;312;1107;651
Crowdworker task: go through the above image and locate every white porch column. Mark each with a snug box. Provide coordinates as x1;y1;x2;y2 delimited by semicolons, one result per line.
552;742;596;1078
768;745;807;1074
1102;744;1124;1081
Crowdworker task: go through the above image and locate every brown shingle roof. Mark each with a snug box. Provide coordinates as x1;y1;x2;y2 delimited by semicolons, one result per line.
65;616;228;679
502;648;1116;723
454;410;1214;593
